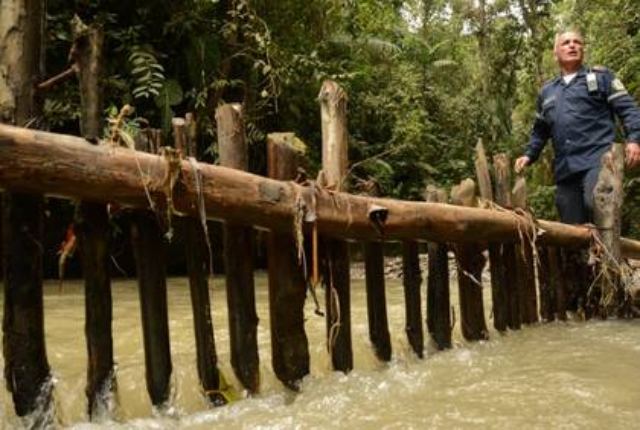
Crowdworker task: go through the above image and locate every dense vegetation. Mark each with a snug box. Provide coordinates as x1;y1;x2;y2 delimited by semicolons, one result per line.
44;0;640;235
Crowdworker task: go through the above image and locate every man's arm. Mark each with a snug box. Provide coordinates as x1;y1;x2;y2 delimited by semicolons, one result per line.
605;71;640;168
516;93;551;172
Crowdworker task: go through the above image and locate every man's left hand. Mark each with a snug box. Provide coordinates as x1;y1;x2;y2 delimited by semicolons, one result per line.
626;142;640;168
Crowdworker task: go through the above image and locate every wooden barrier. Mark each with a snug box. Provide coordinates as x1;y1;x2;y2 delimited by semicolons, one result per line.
2;79;640;425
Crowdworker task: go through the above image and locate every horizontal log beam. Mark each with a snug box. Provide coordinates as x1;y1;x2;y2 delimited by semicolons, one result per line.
1;124;639;258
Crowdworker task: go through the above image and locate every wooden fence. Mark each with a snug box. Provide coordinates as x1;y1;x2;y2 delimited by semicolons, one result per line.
1;80;639;426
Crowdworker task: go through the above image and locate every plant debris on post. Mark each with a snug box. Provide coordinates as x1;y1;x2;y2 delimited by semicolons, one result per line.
0;0;54;422
451;179;489;341
266;132;311;389
130;130;173;408
217;103;260;393
425;186;451;350
319;80;353;372
71;17;118;419
174;117;226;406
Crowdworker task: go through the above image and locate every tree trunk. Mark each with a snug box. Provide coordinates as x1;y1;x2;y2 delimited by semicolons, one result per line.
0;0;53;421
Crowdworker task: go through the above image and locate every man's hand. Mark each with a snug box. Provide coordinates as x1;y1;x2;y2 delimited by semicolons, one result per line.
626;142;640;169
514;155;531;174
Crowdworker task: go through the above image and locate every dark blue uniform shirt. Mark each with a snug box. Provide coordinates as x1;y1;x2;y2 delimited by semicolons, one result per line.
526;65;640;182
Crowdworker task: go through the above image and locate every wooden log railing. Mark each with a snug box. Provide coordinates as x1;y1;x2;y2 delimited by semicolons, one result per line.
1;123;639;257
3;74;640;426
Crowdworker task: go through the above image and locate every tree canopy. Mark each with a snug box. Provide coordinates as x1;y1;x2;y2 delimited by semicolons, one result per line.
43;0;640;235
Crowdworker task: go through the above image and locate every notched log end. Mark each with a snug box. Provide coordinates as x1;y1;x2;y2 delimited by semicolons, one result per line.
368;204;388;236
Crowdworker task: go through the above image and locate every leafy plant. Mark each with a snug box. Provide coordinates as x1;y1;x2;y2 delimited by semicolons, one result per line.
129;45;165;100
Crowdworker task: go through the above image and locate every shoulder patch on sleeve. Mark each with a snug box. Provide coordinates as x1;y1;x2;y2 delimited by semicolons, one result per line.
592;65;608;72
612;78;626;92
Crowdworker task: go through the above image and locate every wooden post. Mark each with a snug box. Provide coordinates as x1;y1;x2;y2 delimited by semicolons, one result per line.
550;247;567;321
266;132;310;388
130;208;172;407
0;0;54;421
536;246;556;322
216;104;260;392
475;143;506;332
593;144;625;317
358;181;392;362
474;139;494;203
493;154;520;330
71;19;118;418
425;186;451;350
174;119;226;405
319;80;352;372
451;179;489;341
402;240;424;357
130;127;173;408
512;177;538;324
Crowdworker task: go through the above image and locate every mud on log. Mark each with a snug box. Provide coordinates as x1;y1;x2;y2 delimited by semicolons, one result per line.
1;124;640;256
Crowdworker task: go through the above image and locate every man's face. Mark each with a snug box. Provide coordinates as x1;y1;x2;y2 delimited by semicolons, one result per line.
555;32;584;70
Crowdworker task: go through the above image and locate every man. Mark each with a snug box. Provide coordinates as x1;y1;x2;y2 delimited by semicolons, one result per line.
515;29;640;224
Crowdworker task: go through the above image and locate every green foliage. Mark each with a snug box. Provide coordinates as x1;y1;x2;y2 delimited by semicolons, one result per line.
129;45;165;99
38;0;640;234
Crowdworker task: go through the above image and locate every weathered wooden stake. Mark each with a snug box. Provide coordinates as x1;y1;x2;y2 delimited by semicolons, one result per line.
130;208;172;407
512;177;538;324
174;118;226;405
71;19;118;418
217;104;260;392
451;179;489;341
475;143;506;332
493;154;520;330
1;0;53;421
593;144;625;317
402;240;424;357
425;186;451;350
319;80;352;372
536;246;555;322
550;247;567;321
127;129;173;407
266;132;310;388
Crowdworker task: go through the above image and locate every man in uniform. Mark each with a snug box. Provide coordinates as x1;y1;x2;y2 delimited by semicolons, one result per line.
515;29;640;224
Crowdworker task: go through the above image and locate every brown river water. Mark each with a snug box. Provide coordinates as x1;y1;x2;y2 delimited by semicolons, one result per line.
1;274;639;429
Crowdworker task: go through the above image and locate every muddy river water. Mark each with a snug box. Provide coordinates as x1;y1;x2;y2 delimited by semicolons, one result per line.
1;275;639;429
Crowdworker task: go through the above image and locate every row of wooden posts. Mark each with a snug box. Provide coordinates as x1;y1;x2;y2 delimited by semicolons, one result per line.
2;78;639;425
3;9;639;429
